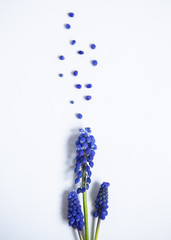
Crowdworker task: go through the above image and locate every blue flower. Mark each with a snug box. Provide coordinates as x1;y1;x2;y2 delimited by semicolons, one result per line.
75;128;97;193
93;182;110;220
68;191;84;230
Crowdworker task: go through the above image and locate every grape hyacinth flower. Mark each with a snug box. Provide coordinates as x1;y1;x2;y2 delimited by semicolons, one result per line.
68;191;84;240
93;182;110;240
75;128;97;240
75;128;97;194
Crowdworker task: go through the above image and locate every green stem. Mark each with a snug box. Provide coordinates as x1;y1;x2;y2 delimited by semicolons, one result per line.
83;190;89;240
78;230;84;240
94;217;101;240
82;164;89;240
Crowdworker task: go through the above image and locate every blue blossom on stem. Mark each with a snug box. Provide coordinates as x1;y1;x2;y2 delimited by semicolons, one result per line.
75;128;97;193
93;182;110;220
68;191;84;231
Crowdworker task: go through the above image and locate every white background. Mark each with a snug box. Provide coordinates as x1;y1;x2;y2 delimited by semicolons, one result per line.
0;0;171;239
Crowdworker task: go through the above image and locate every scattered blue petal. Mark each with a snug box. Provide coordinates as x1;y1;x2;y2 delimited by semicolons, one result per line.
65;23;71;29
73;70;78;76
68;12;74;17
90;43;96;49
71;40;76;45
75;84;82;89
59;55;65;60
78;50;84;55
77;113;83;119
91;60;98;66
86;84;92;88
85;95;92;101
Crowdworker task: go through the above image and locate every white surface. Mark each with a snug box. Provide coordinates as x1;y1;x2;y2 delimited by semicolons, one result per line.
0;0;171;239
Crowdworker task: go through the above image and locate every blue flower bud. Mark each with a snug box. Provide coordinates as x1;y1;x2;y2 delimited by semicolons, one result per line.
82;142;88;150
85;148;91;155
75;178;80;184
89;161;94;168
79;128;84;132
85;165;90;172
85;127;91;133
77;171;82;178
87;177;91;184
81;157;87;164
80;137;86;144
76;162;81;168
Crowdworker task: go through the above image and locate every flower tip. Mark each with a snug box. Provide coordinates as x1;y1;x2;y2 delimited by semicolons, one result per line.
85;127;91;133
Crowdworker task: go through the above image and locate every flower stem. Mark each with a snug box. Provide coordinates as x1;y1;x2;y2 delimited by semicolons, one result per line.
94;217;101;240
78;230;84;240
82;164;89;240
83;190;89;240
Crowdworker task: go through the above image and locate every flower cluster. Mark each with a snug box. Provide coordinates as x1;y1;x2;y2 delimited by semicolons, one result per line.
75;128;97;194
93;182;110;220
68;191;84;230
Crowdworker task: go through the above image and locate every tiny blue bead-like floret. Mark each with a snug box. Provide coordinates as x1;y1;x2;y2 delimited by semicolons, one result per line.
59;55;65;60
65;23;71;29
70;100;74;104
71;40;76;45
77;113;83;119
90;43;96;49
73;70;78;76
85;95;92;101
86;83;92;88
75;128;97;193
75;84;82;89
68;12;74;17
93;182;110;220
59;73;63;77
78;50;84;55
91;60;98;66
68;191;84;230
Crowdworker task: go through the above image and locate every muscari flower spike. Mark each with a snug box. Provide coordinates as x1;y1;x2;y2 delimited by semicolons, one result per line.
93;182;110;220
68;191;84;231
75;128;97;194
